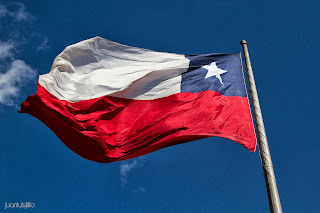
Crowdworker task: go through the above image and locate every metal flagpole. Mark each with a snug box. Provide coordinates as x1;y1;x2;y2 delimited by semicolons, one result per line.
240;40;283;213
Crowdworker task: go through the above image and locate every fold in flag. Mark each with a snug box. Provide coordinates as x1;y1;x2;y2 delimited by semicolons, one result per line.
20;37;256;163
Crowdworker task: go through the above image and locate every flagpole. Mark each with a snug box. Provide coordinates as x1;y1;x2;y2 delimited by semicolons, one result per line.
240;40;283;213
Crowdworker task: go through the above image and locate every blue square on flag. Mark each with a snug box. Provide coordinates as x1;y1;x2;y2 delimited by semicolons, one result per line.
182;54;246;97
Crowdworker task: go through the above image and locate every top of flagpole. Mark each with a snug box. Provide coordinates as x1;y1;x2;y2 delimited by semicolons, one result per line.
240;40;247;45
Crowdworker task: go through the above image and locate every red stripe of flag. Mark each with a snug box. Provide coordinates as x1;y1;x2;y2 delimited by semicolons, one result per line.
20;84;256;163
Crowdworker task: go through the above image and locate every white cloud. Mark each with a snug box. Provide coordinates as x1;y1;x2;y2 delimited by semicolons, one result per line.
0;60;36;106
119;158;147;192
120;160;138;187
0;39;37;107
138;186;146;192
0;3;34;22
0;41;14;60
14;3;34;22
0;4;8;18
37;36;50;51
0;2;48;107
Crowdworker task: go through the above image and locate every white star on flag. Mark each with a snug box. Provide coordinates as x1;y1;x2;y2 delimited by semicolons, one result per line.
202;62;228;84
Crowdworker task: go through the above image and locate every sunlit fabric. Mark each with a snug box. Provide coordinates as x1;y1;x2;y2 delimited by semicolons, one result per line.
20;37;256;163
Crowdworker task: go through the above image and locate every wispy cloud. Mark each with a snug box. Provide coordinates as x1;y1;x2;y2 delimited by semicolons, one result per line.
120;160;139;187
138;186;146;192
14;3;34;22
0;41;14;60
0;60;36;106
0;2;42;107
0;4;8;18
119;158;147;192
0;3;34;22
37;36;50;51
132;185;147;193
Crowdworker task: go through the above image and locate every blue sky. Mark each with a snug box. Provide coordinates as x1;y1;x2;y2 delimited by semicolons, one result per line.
0;0;319;212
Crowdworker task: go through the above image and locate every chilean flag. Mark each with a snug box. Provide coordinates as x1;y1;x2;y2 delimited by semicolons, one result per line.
20;37;256;163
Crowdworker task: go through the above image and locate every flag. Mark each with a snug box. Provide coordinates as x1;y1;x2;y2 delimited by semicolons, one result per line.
20;36;256;163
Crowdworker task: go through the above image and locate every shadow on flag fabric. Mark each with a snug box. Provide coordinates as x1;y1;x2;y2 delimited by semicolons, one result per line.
20;37;256;163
